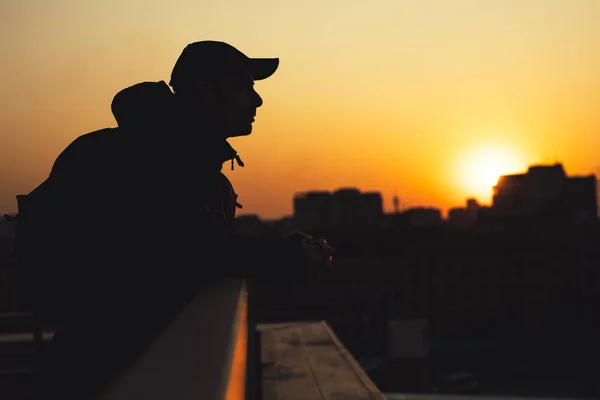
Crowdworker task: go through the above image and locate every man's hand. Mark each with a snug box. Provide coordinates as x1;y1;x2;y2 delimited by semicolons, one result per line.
304;237;334;268
284;230;334;271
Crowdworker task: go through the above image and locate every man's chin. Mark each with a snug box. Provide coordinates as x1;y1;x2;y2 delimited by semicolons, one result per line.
228;124;253;138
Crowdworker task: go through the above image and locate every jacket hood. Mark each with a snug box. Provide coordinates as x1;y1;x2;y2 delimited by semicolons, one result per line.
110;80;244;171
111;81;174;129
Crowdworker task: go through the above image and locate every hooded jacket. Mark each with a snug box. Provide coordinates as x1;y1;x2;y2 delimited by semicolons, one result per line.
48;81;287;273
25;81;306;398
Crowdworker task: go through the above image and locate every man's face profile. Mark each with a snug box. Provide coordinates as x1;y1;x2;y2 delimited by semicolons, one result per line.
217;73;263;137
193;72;263;138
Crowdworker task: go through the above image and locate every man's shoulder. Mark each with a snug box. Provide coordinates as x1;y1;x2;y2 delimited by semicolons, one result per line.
73;127;120;144
58;128;120;159
52;128;122;174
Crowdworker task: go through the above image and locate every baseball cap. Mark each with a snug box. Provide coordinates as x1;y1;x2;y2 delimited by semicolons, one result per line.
169;41;279;90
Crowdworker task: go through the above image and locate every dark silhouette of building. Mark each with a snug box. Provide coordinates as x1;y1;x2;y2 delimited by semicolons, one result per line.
402;207;443;227
293;191;334;228
448;198;480;227
293;188;383;229
230;214;265;236
489;163;597;220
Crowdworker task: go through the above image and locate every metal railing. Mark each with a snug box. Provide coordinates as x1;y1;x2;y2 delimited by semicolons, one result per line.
98;279;261;400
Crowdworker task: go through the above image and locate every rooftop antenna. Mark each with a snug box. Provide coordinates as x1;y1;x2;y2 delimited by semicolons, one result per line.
393;194;400;214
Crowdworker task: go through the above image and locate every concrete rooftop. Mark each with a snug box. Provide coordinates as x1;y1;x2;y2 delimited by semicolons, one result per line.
259;321;387;400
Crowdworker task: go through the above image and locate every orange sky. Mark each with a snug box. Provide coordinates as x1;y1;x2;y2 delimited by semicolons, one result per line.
1;0;599;219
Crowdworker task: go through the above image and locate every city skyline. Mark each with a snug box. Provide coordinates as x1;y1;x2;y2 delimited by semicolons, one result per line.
1;160;598;219
1;0;599;218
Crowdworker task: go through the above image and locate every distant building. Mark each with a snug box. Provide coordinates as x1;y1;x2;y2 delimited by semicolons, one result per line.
293;188;383;229
293;191;334;228
403;207;443;227
363;192;385;218
488;163;597;220
231;214;264;235
448;198;480;227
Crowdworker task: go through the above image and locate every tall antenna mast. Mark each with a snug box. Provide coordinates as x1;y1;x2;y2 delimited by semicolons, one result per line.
393;194;400;214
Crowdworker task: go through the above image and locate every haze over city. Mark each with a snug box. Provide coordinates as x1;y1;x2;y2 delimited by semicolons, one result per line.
1;0;599;218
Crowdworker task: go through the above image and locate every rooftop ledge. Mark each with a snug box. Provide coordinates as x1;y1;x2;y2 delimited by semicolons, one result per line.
259;321;386;400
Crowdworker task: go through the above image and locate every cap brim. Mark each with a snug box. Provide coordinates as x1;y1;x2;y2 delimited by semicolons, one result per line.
250;58;279;80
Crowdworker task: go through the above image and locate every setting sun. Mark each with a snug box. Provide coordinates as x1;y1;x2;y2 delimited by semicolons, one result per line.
457;144;525;204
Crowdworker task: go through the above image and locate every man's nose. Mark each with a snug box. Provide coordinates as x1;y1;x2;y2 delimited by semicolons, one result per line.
253;90;263;108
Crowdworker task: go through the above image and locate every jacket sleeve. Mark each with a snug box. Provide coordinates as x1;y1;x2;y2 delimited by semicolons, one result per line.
164;195;310;283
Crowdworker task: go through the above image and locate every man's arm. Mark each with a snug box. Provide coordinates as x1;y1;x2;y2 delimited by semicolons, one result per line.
49;136;323;287
157;197;312;283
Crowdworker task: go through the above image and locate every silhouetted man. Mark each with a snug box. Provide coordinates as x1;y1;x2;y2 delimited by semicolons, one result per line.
22;41;332;398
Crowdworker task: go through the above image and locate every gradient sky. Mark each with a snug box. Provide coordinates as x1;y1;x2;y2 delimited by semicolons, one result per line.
1;0;599;219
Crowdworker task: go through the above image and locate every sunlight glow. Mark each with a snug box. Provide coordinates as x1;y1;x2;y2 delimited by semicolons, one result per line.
0;1;598;217
458;144;525;204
